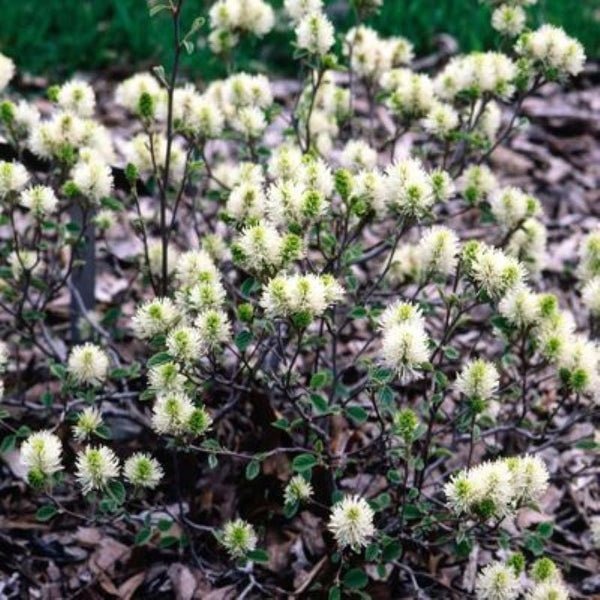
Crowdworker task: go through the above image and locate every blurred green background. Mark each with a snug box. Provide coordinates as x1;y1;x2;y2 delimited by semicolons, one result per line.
0;0;597;82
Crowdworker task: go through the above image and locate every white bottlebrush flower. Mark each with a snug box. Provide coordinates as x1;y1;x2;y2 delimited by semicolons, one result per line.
284;475;314;505
227;182;266;221
57;80;96;117
221;518;258;559
0;161;29;197
181;94;225;138
67;343;110;386
353;170;386;212
388;243;421;285
516;24;586;76
470;245;526;298
231;106;267;138
13;100;41;135
460;164;498;204
234;222;292;273
124;453;164;489
382;158;435;219
381;321;430;382
435;52;517;101
132;297;180;339
194;309;231;350
489;187;540;230
75;445;120;493
166;326;204;362
261;273;343;322
525;581;569;600
340;140;377;172
284;0;323;21
296;12;335;56
94;209;116;231
536;309;576;362
577;230;600;281
557;335;600;396
475;561;521;600
418;226;460;277
71;157;114;203
444;471;478;515
8;250;39;279
582;276;600;316
477;101;502;142
422;102;459;137
19;186;58;217
175;249;220;288
266;181;310;225
492;5;526;37
217;0;274;36
499;286;541;328
151;392;195;436
378;300;425;331
72;406;104;441
0;52;15;91
297;157;334;197
507;218;547;275
20;431;63;482
470;460;515;516
506;455;549;505
456;359;500;402
115;72;165;117
209;0;240;30
385;70;436;118
267;145;303;181
184;280;227;312
328;495;375;551
148;361;186;393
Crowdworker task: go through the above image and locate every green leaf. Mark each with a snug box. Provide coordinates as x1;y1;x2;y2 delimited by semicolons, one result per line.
444;346;458;359
245;460;260;480
49;363;66;379
159;535;179;548
240;277;260;297
574;439;600;450
235;330;253;352
147;352;172;367
350;306;367;319
292;453;318;473
328;586;341;600
346;406;368;424
100;197;124;211
283;501;299;519
382;540;402;562
246;548;269;563
537;522;554;539
107;480;126;505
36;504;58;522
365;543;379;562
271;418;290;431
370;367;394;384
0;434;16;453
158;518;173;532
135;527;152;546
309;393;330;415
343;568;368;589
310;371;329;389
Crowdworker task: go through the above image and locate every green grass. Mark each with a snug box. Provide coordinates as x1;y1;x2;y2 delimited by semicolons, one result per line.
0;0;597;83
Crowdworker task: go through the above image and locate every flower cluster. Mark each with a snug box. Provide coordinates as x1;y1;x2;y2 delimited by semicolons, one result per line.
445;455;549;518
328;495;375;551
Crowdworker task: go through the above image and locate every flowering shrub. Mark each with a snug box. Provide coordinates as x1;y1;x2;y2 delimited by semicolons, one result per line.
0;0;597;596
